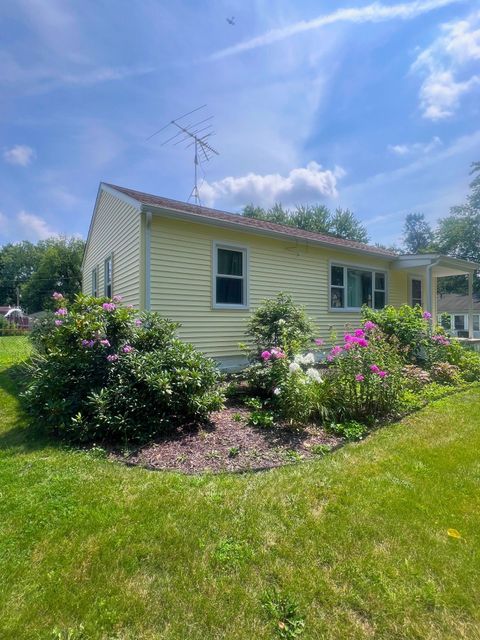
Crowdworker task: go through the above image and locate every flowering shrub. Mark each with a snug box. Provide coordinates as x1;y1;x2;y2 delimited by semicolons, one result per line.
430;362;461;386
24;294;223;443
244;292;315;360
402;365;431;391
326;324;406;423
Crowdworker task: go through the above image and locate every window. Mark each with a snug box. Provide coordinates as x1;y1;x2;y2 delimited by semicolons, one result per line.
411;278;422;307
104;256;112;298
453;314;467;332
91;267;98;297
330;264;386;310
474;315;480;332
213;244;247;307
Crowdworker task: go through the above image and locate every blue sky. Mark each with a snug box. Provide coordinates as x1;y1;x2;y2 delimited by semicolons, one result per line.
1;0;479;247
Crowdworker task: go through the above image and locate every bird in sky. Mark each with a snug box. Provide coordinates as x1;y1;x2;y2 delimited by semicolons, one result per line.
226;16;235;25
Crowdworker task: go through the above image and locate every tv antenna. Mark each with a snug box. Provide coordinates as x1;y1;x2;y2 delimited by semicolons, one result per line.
146;105;219;205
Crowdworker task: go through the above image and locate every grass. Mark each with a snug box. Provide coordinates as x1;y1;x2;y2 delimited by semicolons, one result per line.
1;336;480;639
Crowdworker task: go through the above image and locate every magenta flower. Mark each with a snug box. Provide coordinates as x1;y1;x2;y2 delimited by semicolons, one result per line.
100;339;111;347
122;345;134;353
107;354;119;362
344;334;354;342
355;374;365;382
52;292;64;301
135;319;142;326
344;342;353;351
354;328;365;338
364;320;377;331
55;308;68;316
314;338;325;346
370;364;380;373
330;345;343;359
432;334;450;345
356;338;369;348
422;311;432;320
261;350;272;361
81;339;95;348
377;370;388;378
54;320;63;326
102;302;116;312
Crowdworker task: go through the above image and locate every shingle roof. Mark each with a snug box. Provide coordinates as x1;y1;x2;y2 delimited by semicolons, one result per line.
437;293;480;313
105;183;397;258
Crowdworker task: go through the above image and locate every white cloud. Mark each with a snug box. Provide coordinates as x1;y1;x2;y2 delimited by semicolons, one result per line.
3;145;35;166
388;136;442;155
17;211;58;241
209;0;459;60
412;12;480;119
199;162;345;208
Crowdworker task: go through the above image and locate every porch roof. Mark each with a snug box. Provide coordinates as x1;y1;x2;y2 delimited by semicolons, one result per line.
392;253;480;277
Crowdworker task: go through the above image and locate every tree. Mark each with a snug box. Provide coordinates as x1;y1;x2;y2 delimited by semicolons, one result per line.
0;241;41;306
21;237;85;312
402;213;434;254
243;203;369;243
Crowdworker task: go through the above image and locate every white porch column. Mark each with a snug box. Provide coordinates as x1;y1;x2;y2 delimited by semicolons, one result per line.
425;265;433;314
468;271;474;339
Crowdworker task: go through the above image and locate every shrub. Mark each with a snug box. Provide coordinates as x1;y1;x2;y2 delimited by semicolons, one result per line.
443;339;480;382
23;293;223;443
245;292;315;361
329;420;367;441
402;365;431;391
326;324;406;423
430;362;461;386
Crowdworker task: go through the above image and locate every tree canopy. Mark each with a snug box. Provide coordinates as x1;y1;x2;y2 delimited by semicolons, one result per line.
402;213;434;254
242;203;369;243
0;237;85;313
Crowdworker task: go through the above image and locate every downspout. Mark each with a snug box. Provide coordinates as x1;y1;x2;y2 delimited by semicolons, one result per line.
425;259;440;315
145;211;152;311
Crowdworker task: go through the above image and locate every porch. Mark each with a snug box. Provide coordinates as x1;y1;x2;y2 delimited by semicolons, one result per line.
392;254;480;340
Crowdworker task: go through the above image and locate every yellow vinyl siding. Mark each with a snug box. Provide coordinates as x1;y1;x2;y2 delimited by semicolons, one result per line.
150;216;410;358
82;190;141;307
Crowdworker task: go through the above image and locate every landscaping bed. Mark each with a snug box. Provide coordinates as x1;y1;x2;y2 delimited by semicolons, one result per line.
122;404;342;473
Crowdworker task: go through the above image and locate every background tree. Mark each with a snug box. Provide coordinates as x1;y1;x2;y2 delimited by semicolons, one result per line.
402;213;434;254
243;203;369;243
21;237;85;312
0;241;41;306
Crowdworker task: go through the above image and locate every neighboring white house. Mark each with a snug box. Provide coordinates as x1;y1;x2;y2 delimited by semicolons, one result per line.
437;293;480;338
81;183;480;368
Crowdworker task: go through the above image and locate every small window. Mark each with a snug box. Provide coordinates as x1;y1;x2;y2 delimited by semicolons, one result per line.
454;314;466;331
473;315;480;332
330;264;386;310
104;256;112;298
411;279;422;307
214;244;247;307
92;267;98;297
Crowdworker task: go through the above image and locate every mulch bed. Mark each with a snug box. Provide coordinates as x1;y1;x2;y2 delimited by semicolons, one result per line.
117;405;343;474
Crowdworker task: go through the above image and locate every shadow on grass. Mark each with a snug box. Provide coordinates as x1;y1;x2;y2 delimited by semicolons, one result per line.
0;362;57;453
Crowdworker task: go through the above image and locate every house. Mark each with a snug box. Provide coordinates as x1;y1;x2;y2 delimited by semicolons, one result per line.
82;183;480;369
437;293;480;338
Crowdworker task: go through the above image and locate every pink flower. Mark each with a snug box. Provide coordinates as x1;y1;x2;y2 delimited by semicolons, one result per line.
356;338;369;348
82;339;95;348
54;320;63;326
370;364;380;373
344;334;354;342
113;295;123;302
364;320;377;331
422;311;432;320
52;292;64;300
432;334;450;346
355;374;364;382
55;308;68;316
344;342;353;351
377;370;388;378
122;345;134;353
261;350;271;361
354;328;365;338
330;345;343;359
102;303;116;312
107;354;119;362
314;338;325;346
135;318;143;326
100;339;110;347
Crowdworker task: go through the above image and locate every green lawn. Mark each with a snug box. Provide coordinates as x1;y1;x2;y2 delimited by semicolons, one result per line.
1;336;480;639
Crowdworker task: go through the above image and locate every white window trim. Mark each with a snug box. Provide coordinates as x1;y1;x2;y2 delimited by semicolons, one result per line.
409;276;423;307
212;241;249;310
473;314;480;332
453;313;468;332
104;253;113;298
329;260;388;312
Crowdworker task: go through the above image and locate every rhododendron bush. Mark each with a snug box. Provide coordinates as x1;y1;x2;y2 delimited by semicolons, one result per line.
24;294;223;443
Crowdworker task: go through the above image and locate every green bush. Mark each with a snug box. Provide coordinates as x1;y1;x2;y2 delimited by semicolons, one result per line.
23;293;223;443
245;292;316;360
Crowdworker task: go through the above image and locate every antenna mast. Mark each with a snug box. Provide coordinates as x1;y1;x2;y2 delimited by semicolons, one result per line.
147;105;219;206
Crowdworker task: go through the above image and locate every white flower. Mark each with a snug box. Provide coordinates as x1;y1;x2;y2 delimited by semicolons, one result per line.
303;353;315;365
289;362;301;374
277;318;286;325
273;387;281;395
306;367;323;383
